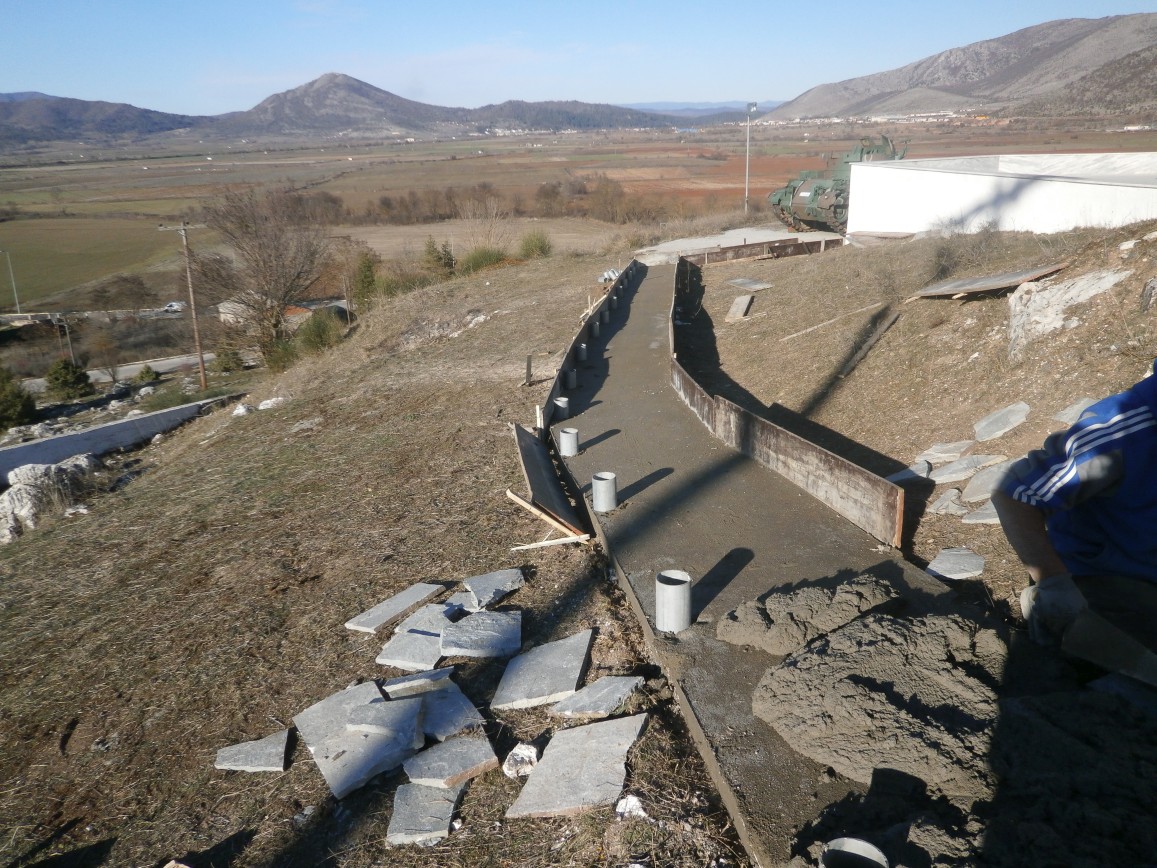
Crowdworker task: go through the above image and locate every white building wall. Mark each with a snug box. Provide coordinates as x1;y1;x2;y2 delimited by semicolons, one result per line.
847;153;1157;235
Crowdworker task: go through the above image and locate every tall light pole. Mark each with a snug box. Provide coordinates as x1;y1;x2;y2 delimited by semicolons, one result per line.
159;221;208;391
0;249;21;314
744;102;758;216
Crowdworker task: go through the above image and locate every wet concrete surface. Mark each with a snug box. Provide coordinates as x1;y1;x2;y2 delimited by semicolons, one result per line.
554;263;949;865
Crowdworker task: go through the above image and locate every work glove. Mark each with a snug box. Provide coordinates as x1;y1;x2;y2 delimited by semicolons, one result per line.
1019;573;1088;646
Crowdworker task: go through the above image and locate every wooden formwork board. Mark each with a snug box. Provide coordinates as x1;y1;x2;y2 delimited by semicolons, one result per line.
511;424;586;536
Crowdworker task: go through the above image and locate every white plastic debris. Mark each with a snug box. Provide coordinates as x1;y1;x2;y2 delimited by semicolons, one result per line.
615;794;648;820
501;742;539;778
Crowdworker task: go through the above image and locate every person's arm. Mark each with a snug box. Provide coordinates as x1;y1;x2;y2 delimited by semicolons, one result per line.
991;489;1070;584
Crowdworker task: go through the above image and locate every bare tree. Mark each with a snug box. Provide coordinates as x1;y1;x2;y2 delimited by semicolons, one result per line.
199;188;331;360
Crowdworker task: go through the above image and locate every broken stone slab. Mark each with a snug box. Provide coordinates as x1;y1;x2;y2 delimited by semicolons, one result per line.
725;294;754;322
464;568;524;610
214;729;289;772
293;682;424;799
403;735;499;788
928;455;1007;485
443;591;474;613
345;582;444;634
728;277;772;291
929;488;970;517
915;440;975;465
1054;398;1097;426
420;681;486;741
717;577;899;657
961;460;1015;503
1008;269;1130;361
386;781;465;846
440;610;521;659
491;629;593;711
347;702;426;748
382;667;456;698
926;547;985;581
376;604;459;671
974;402;1030;442
885;460;931;484
962;501;1001;525
550;675;643;720
505;714;647;819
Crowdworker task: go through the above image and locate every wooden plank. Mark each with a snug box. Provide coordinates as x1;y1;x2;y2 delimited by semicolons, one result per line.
908;261;1067;300
725;294;754;323
511;533;592;551
506;489;582;537
511;425;585;535
779;302;882;342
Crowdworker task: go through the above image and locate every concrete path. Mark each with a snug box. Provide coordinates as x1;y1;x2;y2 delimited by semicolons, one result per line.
554;263;944;865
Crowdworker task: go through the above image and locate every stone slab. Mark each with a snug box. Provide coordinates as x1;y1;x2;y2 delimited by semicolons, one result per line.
926;547;985;581
728;277;772;291
961;459;1014;503
550;675;643;720
505;713;647;819
421;681;486;741
962;501;1001;524
444;591;474;613
915;440;975;465
347;702;426;748
214;729;289;772
1054;398;1097;426
440;610;521;658
403;735;499;788
386;782;465;846
974;402;1030;441
383;667;456;698
928;488;970;516
725;294;754;322
293;683;424;799
928;454;1007;485
346;582;443;634
464;568;524;610
885;460;931;484
376;604;458;671
491;629;593;711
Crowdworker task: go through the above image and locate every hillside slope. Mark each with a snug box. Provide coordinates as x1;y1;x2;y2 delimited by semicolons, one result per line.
768;13;1157;118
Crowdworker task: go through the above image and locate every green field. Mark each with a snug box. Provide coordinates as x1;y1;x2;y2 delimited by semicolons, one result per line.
0;217;178;310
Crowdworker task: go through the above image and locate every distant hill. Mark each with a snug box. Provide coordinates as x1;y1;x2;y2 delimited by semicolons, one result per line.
768;13;1157;119
0;92;60;103
620;101;783;118
0;97;205;146
1016;43;1157;118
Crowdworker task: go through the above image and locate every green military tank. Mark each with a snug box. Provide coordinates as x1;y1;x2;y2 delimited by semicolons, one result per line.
767;135;906;234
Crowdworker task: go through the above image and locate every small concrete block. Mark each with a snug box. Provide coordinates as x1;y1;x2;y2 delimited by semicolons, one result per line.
929;488;970;516
1054;398;1097;426
377;604;457;671
421;681;485;741
915;440;975;465
550;675;643;720
403;735;499;788
383;667;456;698
962;501;1001;524
926;547;985;581
345;582;443;634
928;454;1007;484
386;782;465;846
465;568;524;610
505;714;647;819
440;610;521;658
725;294;754;322
214;729;289;772
974;401;1030;441
961;459;1014;503
885;460;931;484
491;629;594;711
293;683;423;799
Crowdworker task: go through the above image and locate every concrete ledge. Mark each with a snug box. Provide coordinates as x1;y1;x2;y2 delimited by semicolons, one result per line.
0;397;233;478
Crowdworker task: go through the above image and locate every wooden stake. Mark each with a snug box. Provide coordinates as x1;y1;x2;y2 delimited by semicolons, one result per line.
505;488;578;537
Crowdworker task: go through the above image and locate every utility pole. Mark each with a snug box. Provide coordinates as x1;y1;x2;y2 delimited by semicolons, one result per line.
159;221;208;391
744;102;758;216
0;249;21;314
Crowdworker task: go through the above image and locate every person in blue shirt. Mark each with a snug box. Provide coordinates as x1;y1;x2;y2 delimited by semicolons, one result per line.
993;361;1157;643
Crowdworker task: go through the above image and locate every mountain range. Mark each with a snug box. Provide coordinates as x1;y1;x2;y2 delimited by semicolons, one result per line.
1;13;1155;149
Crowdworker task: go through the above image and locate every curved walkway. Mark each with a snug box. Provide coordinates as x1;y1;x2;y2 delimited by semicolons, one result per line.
554;262;946;865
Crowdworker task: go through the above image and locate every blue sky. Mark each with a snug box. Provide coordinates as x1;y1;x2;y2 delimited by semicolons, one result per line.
5;1;1155;115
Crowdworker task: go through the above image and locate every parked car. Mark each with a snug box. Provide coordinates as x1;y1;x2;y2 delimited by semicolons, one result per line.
162;301;187;313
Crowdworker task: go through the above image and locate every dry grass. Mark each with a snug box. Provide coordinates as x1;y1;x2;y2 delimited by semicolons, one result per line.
0;251;748;867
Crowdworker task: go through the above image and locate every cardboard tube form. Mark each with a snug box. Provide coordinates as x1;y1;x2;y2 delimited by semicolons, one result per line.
558;427;579;458
655;570;692;633
592;471;617;513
